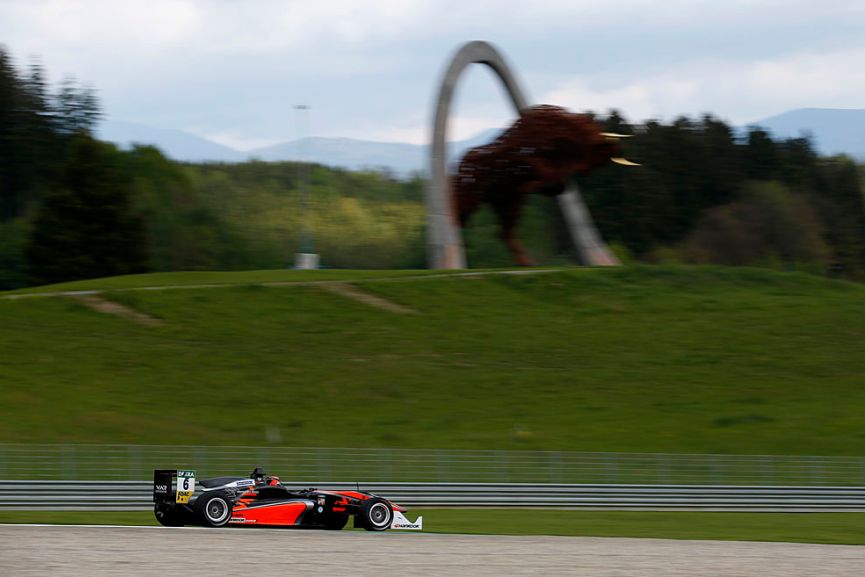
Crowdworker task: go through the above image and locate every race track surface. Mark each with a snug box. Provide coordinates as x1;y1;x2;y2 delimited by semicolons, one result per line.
2;525;864;577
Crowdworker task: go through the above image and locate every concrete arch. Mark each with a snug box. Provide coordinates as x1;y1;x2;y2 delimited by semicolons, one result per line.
425;41;619;269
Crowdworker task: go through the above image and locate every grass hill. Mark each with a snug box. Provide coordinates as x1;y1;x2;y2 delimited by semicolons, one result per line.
1;266;863;455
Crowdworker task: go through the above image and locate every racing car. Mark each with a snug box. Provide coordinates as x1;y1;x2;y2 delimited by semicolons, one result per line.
152;468;422;531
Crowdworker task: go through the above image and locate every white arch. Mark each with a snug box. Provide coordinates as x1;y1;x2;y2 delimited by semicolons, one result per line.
425;41;619;269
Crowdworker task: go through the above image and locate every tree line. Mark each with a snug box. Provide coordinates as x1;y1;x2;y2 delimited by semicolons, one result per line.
1;46;148;288
1;47;294;288
1;46;864;289
579;112;865;276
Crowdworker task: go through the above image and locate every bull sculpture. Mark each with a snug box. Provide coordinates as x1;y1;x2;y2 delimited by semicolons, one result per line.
452;104;637;266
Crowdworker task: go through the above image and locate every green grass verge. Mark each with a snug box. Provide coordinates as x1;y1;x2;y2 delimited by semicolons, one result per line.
415;509;865;545
1;265;864;456
0;511;159;526
0;509;862;545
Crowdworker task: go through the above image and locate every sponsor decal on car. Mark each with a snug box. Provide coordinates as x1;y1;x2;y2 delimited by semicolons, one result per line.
175;470;196;504
390;511;423;531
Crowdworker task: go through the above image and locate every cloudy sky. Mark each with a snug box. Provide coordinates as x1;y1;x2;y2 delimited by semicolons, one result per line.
3;0;865;150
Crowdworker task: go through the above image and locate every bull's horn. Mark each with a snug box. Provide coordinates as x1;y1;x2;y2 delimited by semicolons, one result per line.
611;157;641;166
601;132;632;138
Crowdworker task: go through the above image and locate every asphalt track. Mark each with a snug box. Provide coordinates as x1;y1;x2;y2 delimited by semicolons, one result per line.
2;525;864;576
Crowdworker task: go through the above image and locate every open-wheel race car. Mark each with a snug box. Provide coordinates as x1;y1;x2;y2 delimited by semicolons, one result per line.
153;468;422;531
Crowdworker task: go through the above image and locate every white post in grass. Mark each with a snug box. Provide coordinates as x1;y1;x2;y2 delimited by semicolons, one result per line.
293;104;319;269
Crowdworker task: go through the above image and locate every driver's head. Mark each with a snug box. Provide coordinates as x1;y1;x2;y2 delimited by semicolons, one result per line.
251;466;267;484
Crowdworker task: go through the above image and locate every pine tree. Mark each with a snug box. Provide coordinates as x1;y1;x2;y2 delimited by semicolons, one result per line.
0;46;23;219
54;76;101;135
26;135;147;284
0;50;62;220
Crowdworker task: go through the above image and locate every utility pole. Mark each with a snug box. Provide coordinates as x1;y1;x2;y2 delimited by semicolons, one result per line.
293;104;319;269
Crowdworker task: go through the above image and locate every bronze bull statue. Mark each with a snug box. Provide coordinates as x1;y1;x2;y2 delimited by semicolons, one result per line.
452;104;636;266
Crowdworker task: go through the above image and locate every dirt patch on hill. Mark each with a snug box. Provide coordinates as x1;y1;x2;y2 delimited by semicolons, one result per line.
318;283;418;314
69;294;164;326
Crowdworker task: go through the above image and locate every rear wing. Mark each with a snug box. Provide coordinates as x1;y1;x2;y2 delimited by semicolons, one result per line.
153;469;197;504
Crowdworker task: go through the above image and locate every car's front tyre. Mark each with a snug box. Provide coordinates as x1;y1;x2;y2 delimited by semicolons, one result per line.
359;498;392;531
195;491;233;527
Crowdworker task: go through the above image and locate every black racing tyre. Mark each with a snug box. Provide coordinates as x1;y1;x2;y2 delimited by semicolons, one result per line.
195;491;233;527
154;504;185;527
323;513;349;530
359;498;392;532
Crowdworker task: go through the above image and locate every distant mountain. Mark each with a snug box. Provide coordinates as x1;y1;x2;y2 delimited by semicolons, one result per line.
250;137;424;174
98;120;247;163
98;118;505;174
99;110;865;173
250;128;504;175
747;108;865;159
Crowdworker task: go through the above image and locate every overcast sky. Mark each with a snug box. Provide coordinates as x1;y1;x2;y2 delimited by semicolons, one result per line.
3;0;865;150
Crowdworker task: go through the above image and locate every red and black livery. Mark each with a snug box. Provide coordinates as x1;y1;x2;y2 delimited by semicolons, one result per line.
153;468;411;531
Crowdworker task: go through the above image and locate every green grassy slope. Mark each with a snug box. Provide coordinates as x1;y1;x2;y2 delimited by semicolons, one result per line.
1;266;864;455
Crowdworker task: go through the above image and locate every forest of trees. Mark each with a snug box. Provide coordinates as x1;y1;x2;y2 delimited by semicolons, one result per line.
0;47;149;287
2;45;865;289
580;112;865;276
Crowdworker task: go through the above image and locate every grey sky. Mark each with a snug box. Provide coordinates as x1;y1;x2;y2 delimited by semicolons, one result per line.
3;0;865;149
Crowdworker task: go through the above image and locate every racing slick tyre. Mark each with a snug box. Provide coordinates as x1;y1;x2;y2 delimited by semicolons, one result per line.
154;504;186;527
195;491;233;527
359;498;392;531
323;513;349;530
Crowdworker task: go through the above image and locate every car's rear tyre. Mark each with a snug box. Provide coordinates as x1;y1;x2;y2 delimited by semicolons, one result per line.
195;491;233;527
323;513;349;530
359;498;392;531
154;504;185;527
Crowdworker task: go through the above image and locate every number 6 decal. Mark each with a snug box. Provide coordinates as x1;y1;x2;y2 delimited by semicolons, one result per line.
176;470;196;504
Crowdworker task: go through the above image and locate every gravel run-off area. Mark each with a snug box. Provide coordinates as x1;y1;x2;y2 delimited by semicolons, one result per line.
3;525;865;577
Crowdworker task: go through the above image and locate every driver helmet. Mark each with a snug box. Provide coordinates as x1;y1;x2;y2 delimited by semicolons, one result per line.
251;466;268;485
